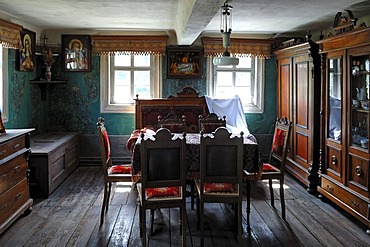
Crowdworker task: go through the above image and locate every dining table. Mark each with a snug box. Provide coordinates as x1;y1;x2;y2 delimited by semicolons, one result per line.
129;131;261;180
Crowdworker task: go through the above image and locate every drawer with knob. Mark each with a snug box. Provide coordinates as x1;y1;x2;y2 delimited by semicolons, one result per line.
321;177;368;219
0;153;27;196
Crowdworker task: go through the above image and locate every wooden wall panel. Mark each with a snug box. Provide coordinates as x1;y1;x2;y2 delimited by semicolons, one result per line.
280;63;290;118
296;62;308;128
296;132;308;164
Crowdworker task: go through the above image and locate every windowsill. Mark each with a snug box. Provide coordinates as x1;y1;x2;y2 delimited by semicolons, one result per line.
101;103;135;113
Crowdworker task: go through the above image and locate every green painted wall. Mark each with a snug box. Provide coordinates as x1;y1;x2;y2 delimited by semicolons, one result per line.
5;50;276;136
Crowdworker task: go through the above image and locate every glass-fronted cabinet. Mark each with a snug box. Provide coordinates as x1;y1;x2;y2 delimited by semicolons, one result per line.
350;52;370;151
328;57;342;141
318;27;370;232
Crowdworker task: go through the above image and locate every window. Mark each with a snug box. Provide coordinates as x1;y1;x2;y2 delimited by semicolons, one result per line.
0;44;8;122
100;53;161;113
209;56;264;113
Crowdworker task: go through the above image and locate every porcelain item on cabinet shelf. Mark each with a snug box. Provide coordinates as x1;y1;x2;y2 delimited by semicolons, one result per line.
356;87;366;101
361;100;369;110
360;138;368;149
353;99;361;107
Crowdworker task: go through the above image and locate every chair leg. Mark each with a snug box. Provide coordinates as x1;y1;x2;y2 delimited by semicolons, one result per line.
106;182;112;212
280;179;286;220
196;192;200;229
179;207;183;235
139;203;143;237
191;181;195;210
237;201;242;247
100;183;108;225
200;199;204;247
181;203;187;246
150;209;155;236
246;181;251;232
269;179;275;208
141;207;147;247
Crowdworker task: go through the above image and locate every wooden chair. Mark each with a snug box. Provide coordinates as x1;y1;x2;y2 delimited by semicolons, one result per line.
244;116;292;231
198;113;226;133
195;127;244;247
158;113;187;132
137;128;187;247
97;117;132;225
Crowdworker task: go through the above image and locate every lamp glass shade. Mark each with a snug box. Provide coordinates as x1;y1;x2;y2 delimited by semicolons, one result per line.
213;56;239;66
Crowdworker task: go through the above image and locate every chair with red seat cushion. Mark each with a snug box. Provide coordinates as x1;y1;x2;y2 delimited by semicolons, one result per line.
194;127;244;247
244;116;292;231
97;117;132;225
136;128;187;247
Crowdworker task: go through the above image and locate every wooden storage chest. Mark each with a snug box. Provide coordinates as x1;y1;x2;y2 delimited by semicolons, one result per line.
28;132;79;198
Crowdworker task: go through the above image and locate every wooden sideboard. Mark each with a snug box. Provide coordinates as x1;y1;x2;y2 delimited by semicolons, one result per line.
28;132;79;198
135;87;208;132
0;129;34;235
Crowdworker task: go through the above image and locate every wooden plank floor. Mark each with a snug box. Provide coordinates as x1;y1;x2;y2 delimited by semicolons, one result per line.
1;166;369;246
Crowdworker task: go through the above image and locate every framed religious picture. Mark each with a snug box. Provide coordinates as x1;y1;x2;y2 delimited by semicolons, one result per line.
166;47;203;79
18;29;36;72
61;35;91;72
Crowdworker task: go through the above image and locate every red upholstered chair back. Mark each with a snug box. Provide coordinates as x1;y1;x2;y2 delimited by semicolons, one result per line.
97;117;111;172
268;116;292;171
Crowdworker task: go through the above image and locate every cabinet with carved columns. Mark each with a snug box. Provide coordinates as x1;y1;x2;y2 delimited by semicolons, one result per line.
274;40;321;193
317;27;370;230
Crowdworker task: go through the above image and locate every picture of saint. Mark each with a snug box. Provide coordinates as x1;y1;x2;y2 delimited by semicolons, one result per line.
20;33;35;71
65;38;88;70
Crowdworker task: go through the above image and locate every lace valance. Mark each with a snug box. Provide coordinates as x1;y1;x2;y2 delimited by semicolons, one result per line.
202;37;272;58
0;18;22;49
92;35;168;56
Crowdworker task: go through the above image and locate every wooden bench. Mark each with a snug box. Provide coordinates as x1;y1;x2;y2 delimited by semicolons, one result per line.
28;132;79;198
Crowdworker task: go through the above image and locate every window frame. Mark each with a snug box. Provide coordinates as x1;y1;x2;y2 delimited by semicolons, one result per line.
100;54;161;113
209;56;265;113
0;45;9;123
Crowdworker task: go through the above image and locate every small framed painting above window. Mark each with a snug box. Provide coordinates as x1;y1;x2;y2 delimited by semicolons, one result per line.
166;47;203;79
18;28;36;72
62;35;91;72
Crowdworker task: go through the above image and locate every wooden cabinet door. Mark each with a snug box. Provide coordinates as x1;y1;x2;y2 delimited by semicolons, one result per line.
277;57;292;121
292;54;312;174
323;51;345;182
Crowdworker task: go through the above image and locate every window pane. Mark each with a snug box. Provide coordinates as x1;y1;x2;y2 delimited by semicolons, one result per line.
134;54;150;67
235;72;251;86
113;85;131;103
237;57;252;68
236;86;252;104
115;71;130;86
134;71;151;98
216;86;234;98
216;72;232;86
113;71;131;103
115;54;130;66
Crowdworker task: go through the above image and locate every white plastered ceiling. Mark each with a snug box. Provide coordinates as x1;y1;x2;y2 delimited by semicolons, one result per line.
0;0;369;45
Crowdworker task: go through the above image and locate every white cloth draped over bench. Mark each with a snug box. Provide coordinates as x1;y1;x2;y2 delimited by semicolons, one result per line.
205;95;257;143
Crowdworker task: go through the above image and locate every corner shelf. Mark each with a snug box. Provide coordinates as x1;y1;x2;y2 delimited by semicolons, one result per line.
30;76;67;101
